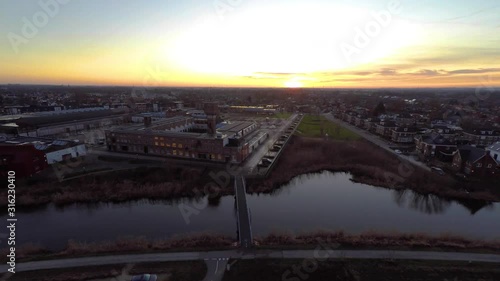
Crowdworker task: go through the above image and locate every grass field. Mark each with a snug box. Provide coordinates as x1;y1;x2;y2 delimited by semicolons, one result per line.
274;112;292;119
295;114;360;140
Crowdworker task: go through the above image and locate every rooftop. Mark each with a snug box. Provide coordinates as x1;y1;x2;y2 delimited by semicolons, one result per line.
0;136;82;152
14;109;127;128
457;145;487;163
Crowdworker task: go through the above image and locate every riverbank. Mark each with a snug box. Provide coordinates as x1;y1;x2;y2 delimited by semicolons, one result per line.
3;231;499;264
247;136;500;202
255;230;500;253
0;233;235;263
0;166;233;208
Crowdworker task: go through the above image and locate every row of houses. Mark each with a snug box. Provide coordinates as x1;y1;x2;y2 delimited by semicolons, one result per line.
338;110;500;178
341;111;420;144
340;111;500;147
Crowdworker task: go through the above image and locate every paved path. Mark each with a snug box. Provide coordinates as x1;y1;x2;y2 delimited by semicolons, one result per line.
234;177;252;248
2;249;499;274
203;258;229;281
323;114;431;171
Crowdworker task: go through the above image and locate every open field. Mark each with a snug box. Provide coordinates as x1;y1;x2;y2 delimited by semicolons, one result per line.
274;112;293;119
1;261;206;281
295;114;360;140
223;258;500;281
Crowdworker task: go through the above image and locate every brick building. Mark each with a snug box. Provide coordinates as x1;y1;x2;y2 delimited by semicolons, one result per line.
105;117;258;163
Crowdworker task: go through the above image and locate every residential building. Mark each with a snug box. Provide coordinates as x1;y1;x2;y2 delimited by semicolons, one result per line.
415;133;457;161
486;142;500;165
375;120;396;138
391;126;417;144
452;145;499;178
463;129;500;147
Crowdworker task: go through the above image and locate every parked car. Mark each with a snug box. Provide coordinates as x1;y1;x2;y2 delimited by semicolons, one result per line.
431;167;445;176
394;149;402;154
262;158;272;164
258;161;270;167
131;274;157;281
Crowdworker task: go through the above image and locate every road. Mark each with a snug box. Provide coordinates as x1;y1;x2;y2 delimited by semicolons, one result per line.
242;113;298;175
3;249;499;274
323;114;431;171
234;176;252;248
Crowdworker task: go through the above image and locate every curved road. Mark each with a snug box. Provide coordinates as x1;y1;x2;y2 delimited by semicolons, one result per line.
2;249;499;274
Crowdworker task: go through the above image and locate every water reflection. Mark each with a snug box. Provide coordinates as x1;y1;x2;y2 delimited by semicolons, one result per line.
4;171;499;250
393;189;452;214
455;199;495;215
250;171;500;240
392;189;495;215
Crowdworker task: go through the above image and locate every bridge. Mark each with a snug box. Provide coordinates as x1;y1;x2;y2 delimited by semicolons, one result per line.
234;176;253;248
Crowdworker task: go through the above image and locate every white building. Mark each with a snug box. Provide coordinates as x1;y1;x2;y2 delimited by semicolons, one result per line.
45;142;87;164
486;141;500;164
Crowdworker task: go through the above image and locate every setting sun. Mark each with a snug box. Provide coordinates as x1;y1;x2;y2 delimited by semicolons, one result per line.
284;80;303;88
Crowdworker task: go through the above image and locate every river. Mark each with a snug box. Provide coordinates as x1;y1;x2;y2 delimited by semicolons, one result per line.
4;172;499;250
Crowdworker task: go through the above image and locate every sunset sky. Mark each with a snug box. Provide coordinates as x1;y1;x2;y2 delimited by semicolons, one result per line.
1;0;499;88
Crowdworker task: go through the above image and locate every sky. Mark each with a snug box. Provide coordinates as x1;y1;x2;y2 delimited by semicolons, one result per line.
1;0;499;88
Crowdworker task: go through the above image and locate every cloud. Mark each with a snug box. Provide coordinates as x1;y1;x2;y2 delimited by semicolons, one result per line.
413;69;443;76
447;68;500;74
379;68;398;76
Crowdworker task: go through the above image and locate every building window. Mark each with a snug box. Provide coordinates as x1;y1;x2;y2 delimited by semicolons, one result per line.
173;150;177;155
155;142;159;146
160;142;165;146
477;163;482;168
178;144;183;148
487;164;492;168
173;143;177;148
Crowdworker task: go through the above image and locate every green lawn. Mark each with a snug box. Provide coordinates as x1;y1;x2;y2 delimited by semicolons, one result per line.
295;114;360;140
274;112;292;119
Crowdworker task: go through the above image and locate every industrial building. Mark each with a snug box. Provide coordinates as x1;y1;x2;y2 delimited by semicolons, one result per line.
0;136;87;178
0;108;129;137
105;103;262;163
